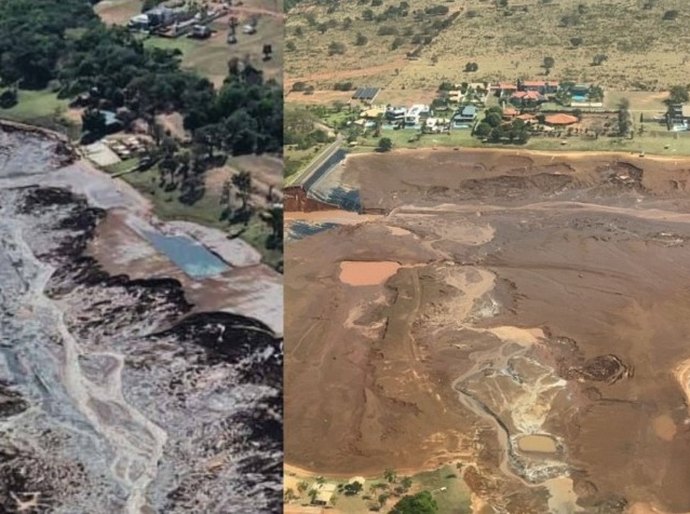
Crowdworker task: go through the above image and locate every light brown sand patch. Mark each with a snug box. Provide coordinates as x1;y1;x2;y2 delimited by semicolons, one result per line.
652;414;677;441
517;434;558;454
339;261;401;286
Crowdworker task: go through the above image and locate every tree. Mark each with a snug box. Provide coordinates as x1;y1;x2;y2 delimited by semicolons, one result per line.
390;491;438;514
475;121;492;137
297;480;309;494
667;85;689;105
81;109;106;138
232;170;252;214
543;56;555;75
400;477;413;491
0;88;18;109
264;205;283;249
377;137;393;152
308;489;318;504
328;41;346;56
378;493;390;507
592;54;608;66
464;62;479;72
355;32;368;46
485;112;502;128
343;481;363;496
383;468;397;483
617;97;631;137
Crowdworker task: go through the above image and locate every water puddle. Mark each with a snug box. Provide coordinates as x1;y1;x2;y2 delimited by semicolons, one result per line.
339;261;401;286
517;434;558;453
139;229;228;279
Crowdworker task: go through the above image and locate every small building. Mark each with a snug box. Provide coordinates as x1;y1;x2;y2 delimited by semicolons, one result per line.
312;483;337;506
101;110;124;133
129;6;176;30
545;113;579;126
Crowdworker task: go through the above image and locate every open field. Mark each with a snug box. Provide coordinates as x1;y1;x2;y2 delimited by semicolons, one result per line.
286;147;690;512
287;0;690;97
94;0;142;25
0;89;78;136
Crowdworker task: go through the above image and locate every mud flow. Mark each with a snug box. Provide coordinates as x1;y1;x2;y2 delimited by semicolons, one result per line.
286;149;690;513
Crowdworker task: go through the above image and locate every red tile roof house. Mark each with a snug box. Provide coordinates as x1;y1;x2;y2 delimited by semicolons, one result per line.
502;106;519;119
510;90;546;106
520;80;560;95
493;82;519;97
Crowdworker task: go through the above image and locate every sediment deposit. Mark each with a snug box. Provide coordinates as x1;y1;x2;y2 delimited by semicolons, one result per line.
0;128;282;513
285;148;690;513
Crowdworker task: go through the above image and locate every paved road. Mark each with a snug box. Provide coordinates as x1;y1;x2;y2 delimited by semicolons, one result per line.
286;134;344;188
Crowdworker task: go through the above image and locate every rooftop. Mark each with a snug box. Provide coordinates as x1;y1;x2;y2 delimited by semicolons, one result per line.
545;113;579;125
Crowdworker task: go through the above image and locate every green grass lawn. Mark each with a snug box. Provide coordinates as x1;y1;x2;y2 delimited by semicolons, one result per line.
0;89;77;136
353;125;690;157
120;167;282;269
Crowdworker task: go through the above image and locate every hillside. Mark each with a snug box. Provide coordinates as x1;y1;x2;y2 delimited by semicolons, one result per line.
286;0;690;100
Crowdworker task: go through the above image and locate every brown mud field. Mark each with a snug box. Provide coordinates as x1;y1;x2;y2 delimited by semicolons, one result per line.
285;149;690;513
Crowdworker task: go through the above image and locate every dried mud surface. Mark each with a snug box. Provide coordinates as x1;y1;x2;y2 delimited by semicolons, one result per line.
285;149;690;513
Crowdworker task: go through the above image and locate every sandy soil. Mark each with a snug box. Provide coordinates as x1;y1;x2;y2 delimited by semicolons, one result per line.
286;148;690;512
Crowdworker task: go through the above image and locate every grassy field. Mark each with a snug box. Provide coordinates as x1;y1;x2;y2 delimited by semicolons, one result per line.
286;0;690;94
352;126;690;157
118;166;282;268
0;89;78;136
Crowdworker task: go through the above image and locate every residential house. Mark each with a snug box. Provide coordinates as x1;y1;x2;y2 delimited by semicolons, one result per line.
425;116;450;133
520;80;559;96
385;106;406;123
405;104;430;126
502;106;519;119
667;103;690;130
510;90;545;107
453;105;478;128
494;82;518;97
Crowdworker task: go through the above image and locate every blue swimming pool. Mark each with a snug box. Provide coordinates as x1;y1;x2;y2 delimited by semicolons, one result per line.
571;94;588;102
142;230;229;279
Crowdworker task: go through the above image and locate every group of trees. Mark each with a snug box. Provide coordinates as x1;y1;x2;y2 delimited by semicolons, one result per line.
475;106;530;144
0;1;283;259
